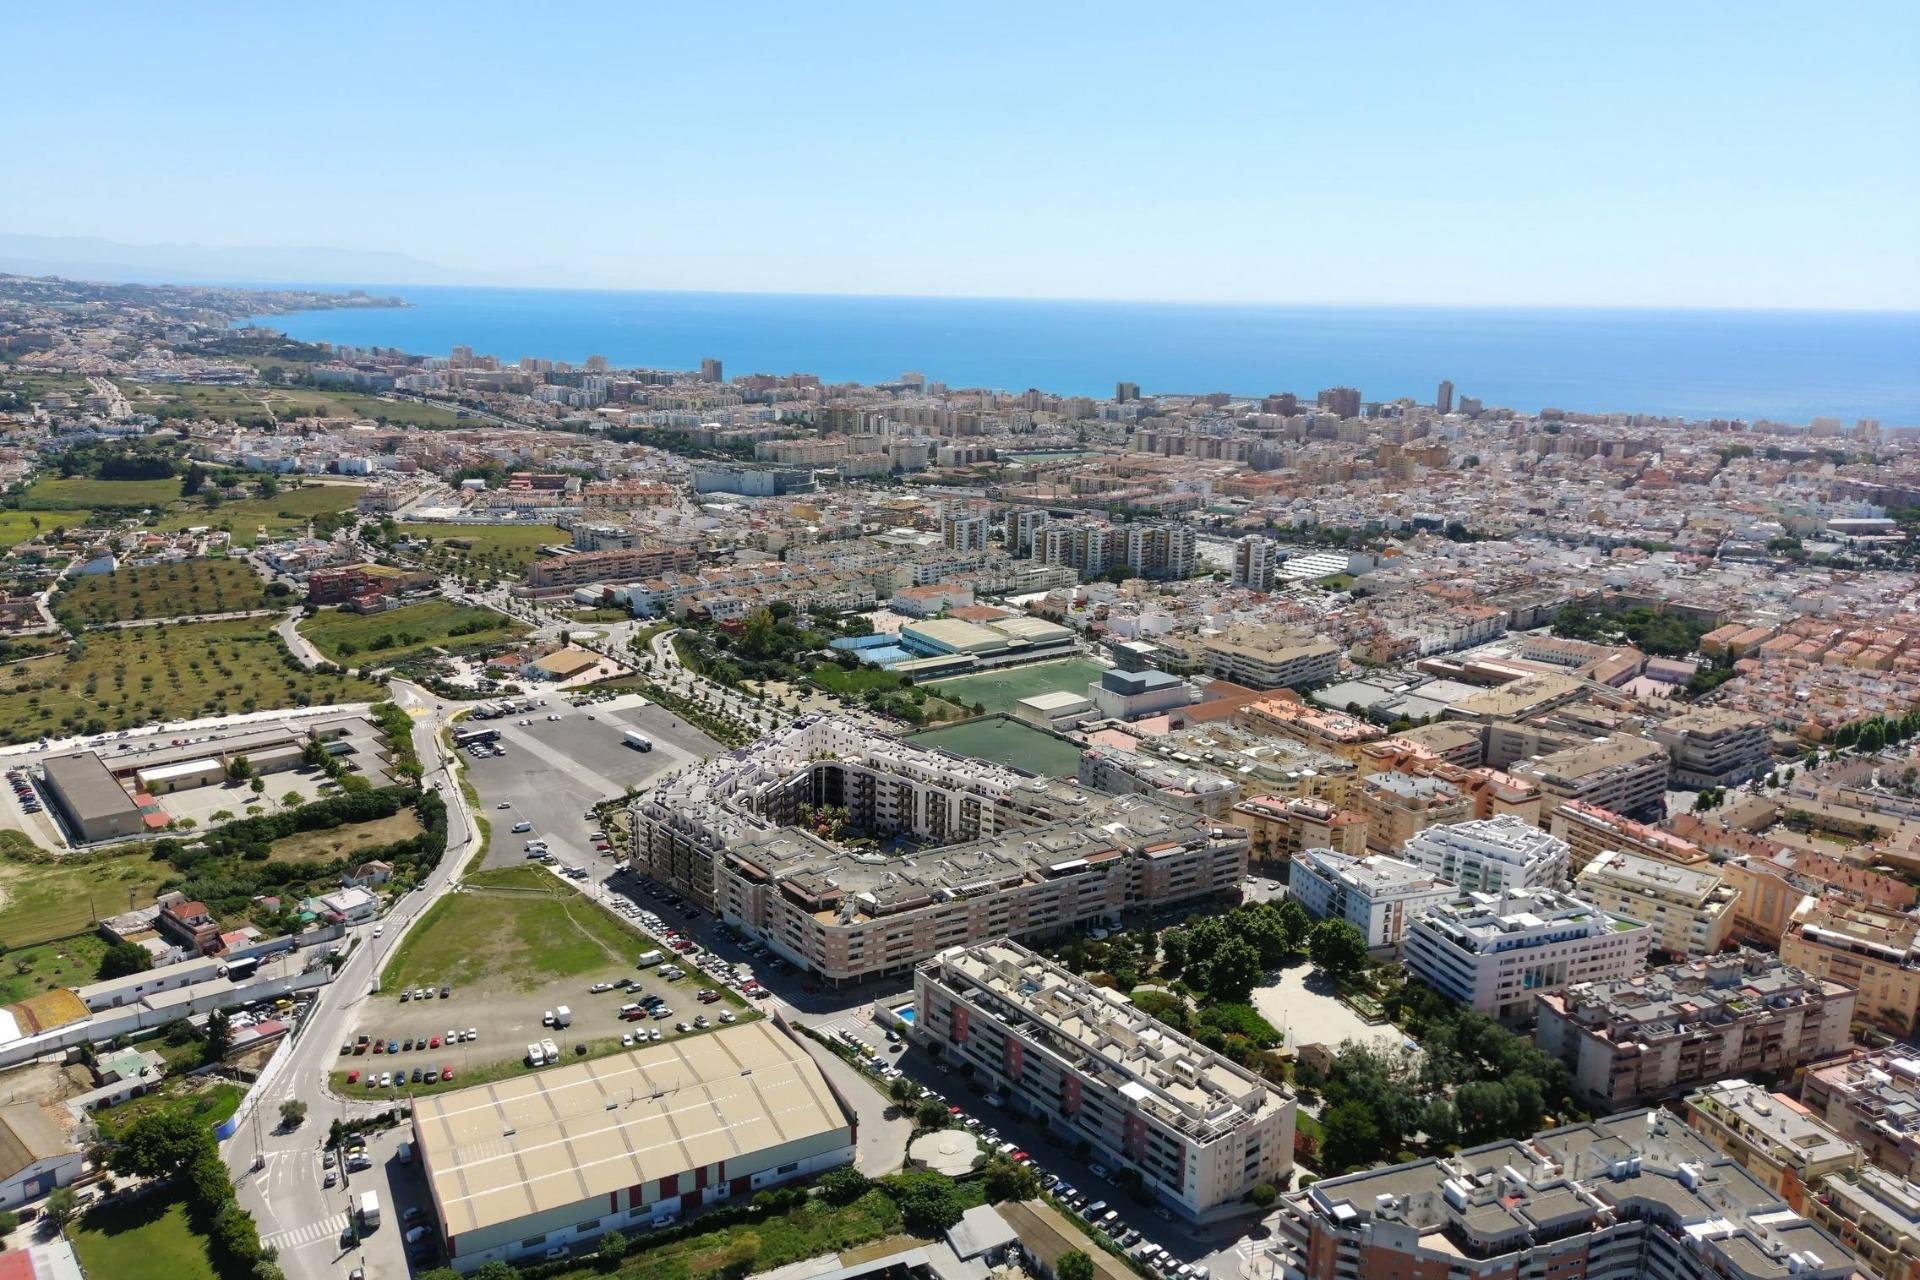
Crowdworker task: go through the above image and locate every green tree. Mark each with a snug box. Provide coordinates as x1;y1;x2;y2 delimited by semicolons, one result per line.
885;1171;967;1234
1320;1098;1383;1171
108;1108;213;1179
204;1009;233;1062
471;1264;521;1280
1206;936;1262;1002
595;1228;628;1270
43;1186;79;1230
1250;1183;1277;1208
819;1167;873;1205
984;1158;1039;1204
915;1096;952;1130
97;940;152;980
279;1099;308;1128
1275;898;1311;953
1057;1251;1096;1280
1308;919;1368;979
225;755;253;783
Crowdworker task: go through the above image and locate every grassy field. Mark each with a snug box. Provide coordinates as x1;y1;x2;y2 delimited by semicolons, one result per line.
905;716;1084;778
71;1195;218;1280
927;657;1108;713
268;809;424;864
0;931;110;1001
298;599;526;664
154;482;367;547
95;1080;246;1139
0;849;176;948
397;523;567;575
55;559;275;625
0;509;88;548
121;381;469;429
21;475;184;510
0;616;383;741
383;864;659;991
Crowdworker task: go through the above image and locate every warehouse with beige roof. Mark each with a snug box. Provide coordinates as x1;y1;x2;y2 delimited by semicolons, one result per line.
411;1020;855;1271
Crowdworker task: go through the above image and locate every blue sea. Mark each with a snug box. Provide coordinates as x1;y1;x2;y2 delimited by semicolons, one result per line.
246;286;1920;425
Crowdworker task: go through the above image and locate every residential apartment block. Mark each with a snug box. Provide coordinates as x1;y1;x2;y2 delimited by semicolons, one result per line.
1682;1079;1858;1213
1549;798;1710;874
1403;887;1649;1020
1534;951;1857;1110
913;938;1294;1222
1575;850;1738;958
1805;1165;1920;1280
1802;1046;1920;1181
1288;848;1455;954
522;542;699;590
1652;707;1773;788
1354;771;1471;853
1228;795;1367;868
1400;815;1572;894
1511;733;1671;820
1781;898;1920;1038
1199;630;1342;692
1275;1109;1864;1280
632;717;1246;985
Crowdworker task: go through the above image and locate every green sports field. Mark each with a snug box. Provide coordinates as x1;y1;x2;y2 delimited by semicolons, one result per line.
926;656;1108;714
905;715;1084;777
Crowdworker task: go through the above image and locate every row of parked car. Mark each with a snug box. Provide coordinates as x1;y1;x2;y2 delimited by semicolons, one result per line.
346;1027;479;1055
7;768;42;816
346;1065;456;1088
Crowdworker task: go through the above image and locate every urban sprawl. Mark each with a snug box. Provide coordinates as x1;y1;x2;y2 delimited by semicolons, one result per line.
3;273;1920;1280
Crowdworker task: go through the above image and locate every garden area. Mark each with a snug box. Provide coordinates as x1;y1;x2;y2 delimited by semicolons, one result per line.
0;617;381;740
70;1193;219;1280
53;558;279;626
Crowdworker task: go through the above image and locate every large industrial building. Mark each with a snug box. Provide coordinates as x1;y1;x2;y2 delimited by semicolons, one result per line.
1276;1109;1866;1280
631;717;1246;985
914;938;1294;1222
412;1021;855;1272
41;752;146;843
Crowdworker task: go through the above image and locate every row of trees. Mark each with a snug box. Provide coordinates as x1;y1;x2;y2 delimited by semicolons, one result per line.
106;1109;277;1280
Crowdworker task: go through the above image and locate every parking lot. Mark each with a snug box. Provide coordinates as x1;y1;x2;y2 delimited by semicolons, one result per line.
460;690;718;874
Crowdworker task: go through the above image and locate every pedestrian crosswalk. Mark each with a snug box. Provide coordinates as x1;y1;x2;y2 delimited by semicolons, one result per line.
262;1211;347;1251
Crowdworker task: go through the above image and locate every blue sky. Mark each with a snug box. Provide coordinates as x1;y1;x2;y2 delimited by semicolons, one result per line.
10;2;1918;308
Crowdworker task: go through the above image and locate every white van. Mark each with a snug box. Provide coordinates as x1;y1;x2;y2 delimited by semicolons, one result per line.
512;821;532;833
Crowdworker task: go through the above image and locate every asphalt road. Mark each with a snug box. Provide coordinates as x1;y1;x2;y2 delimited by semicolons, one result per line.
226;680;481;1280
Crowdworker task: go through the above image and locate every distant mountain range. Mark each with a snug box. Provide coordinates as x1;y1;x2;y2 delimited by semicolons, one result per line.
0;233;457;287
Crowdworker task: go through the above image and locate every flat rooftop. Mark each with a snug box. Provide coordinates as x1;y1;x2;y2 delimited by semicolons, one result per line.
413;1020;849;1240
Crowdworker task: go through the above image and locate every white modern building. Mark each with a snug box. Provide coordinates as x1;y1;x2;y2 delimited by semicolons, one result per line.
1403;887;1650;1021
913;938;1294;1223
1288;848;1456;954
1400;816;1571;895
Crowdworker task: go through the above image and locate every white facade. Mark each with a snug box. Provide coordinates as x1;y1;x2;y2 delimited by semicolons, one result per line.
1288;848;1456;953
1400;816;1571;894
1403;887;1651;1020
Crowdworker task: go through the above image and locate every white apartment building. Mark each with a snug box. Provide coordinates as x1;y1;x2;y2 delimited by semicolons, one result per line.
914;938;1294;1222
1574;849;1737;958
1403;887;1651;1020
1289;848;1456;953
1400;815;1572;894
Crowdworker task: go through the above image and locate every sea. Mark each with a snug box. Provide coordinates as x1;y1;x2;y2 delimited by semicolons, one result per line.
245;286;1920;425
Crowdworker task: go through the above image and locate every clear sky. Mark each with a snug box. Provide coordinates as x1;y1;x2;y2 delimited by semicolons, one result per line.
10;2;1918;308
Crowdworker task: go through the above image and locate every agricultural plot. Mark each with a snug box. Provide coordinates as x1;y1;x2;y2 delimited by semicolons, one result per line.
55;559;274;626
298;599;525;664
396;522;568;576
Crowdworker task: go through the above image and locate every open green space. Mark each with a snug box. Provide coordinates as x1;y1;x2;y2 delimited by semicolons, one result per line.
0;509;88;548
70;1194;218;1280
383;864;742;999
0;931;110;1001
20;475;184;510
268;808;425;864
54;558;274;626
94;1080;246;1140
927;656;1108;714
395;522;567;575
0;616;382;741
298;598;526;664
0;847;176;948
904;715;1083;777
120;381;469;429
154;482;367;547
